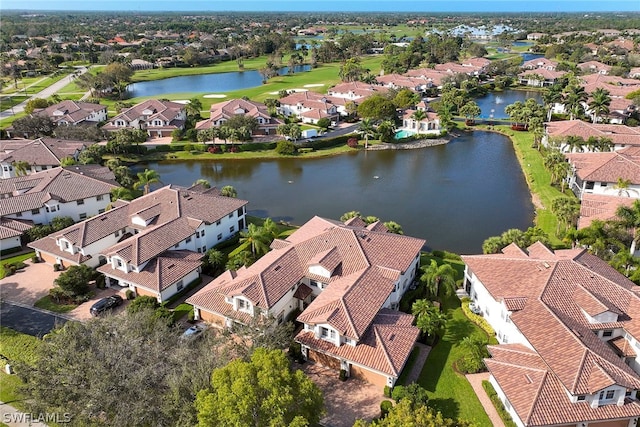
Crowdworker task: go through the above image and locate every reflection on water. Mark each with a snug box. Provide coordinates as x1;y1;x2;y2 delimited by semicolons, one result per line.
134;131;534;254
475;89;543;119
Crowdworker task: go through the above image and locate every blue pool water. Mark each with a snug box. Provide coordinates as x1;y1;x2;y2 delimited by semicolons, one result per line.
395;129;416;139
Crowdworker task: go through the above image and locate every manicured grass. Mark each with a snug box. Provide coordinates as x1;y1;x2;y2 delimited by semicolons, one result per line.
171;303;193;322
0;372;24;406
0;327;42;411
34;295;77;313
479;125;567;247
0;252;35;280
396;346;420;386
417;294;493;427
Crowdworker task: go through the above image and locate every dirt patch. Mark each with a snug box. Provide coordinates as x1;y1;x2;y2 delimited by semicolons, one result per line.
531;192;544;209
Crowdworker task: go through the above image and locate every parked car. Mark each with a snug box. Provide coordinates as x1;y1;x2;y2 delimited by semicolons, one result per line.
181;325;205;339
90;295;123;316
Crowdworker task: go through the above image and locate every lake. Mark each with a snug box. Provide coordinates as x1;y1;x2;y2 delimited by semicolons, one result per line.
133;131;535;254
475;89;543;119
127;65;312;98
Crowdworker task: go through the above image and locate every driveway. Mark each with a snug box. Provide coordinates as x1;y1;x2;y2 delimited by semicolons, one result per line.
68;287;127;321
0;260;61;305
299;363;385;427
0;301;68;337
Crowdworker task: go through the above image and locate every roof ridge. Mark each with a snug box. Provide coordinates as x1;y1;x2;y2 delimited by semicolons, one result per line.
373;325;397;376
524;371;550;425
571;348;590;393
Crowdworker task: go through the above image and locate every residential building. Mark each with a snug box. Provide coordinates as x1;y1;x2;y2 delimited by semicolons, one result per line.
577;194;635;229
102;99;186;138
544;120;640;152
526;32;546;40
518;69;566;87
0;217;34;252
188;215;425;387
34;100;107;126
327;82;389;101
0;165;118;227
565;147;640;199
278;91;342;124
0;138;96;179
30;185;248;302
578;61;613;75
462;243;640;427
401;109;441;135
522;57;559;71
195;98;283;135
404;68;449;88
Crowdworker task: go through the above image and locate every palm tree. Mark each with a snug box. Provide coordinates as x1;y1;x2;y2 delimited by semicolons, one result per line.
412;299;447;342
563;85;587;121
205;248;226;273
421;259;457;301
564;135;585;153
376;120;396;143
543;84;564;121
616;200;640;255
220;185;237;198
340;211;361;222
261;218;279;240
186;97;203;121
239;223;271;257
192;179;211;189
134;169;161;195
615;178;632;197
358;118;376;149
588;88;611;124
411;109;427;122
12;160;30;177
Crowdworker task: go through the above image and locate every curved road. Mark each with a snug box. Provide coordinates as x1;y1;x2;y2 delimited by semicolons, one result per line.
0;67;89;120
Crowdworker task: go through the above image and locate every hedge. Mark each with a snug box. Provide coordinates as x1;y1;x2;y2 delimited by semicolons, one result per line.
298;134;355;150
461;297;496;339
482;380;518;427
237;142;277;152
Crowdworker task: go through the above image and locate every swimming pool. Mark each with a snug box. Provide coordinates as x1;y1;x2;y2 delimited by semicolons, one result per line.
394;129;416;139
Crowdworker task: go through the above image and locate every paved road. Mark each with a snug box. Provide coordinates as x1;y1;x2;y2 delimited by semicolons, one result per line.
0;67;88;120
0;301;69;337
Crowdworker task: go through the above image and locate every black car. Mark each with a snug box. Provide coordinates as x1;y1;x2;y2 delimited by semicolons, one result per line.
90;295;123;316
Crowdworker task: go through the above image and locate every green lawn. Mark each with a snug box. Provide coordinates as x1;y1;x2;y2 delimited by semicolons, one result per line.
34;295;77;313
171;303;193;322
0;252;35;280
0;327;42;411
417;294;493;427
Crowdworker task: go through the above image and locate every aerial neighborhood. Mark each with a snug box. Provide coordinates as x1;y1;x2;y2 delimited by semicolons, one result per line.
1;7;640;427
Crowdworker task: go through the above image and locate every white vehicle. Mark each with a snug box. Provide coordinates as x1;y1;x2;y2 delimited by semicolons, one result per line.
301;129;318;139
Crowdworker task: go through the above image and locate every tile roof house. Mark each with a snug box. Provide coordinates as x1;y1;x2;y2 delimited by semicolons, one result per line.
278;91;342;124
30;185;248;302
522;57;559;71
327;82;390;100
577;194;636;229
565;147;640;199
578;61;613;75
401;109;441;135
462;243;640;427
34;100;107;126
0;138;96;179
0;165;118;228
188;216;425;387
102;99;186;138
518;69;567;87
195;98;283;136
544;120;640;152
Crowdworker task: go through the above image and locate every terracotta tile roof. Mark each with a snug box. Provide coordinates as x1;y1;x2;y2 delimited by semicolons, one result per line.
327;81;389;99
486;344;640;426
608;336;637;358
566;147;640;184
464;244;640;399
403;69;449;86
98;250;201;292
546;120;640;147
195;98;283;131
0;138;92;166
28;233;92;265
296;309;419;377
522;58;559;69
0;217;32;239
36;100;106;125
518;68;566;80
293;283;313;300
0;166;117;216
103;99;185;131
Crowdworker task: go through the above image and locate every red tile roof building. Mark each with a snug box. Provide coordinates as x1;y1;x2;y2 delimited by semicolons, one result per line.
195;98;283;136
102;99;186;138
462;243;640;426
188;216;425;386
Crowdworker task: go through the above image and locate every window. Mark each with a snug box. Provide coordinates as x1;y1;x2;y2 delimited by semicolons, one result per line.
186;237;192;243
197;248;202;253
31;208;40;215
600;182;608;187
577;395;586;401
176;281;184;291
585;181;595;190
174;243;179;248
230;226;235;233
216;220;221;226
15;212;22;217
79;213;87;220
237;207;244;216
217;233;223;241
238;299;246;310
64;242;70;249
116;259;122;267
228;212;234;219
201;230;205;236
96;195;104;201
602;330;613;337
202;246;206;252
77;199;85;205
196;231;200;238
98;209;105;214
606;390;615;400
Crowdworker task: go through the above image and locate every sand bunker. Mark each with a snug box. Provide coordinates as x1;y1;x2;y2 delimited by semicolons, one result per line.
203;94;228;98
303;84;325;87
267;88;309;95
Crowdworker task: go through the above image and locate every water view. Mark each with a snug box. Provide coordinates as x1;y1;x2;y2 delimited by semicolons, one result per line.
134;131;534;254
475;89;543;119
127;65;311;98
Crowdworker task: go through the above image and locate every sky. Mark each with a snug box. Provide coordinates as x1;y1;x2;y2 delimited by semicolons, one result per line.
1;0;638;13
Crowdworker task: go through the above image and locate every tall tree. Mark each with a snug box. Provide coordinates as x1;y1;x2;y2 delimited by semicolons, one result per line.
616;200;640;255
358;118;376;149
421;260;457;301
220;185;237;198
134;168;161;195
11;160;30;176
588;88;612;123
195;348;324;427
239;223;271;258
412;299;447;341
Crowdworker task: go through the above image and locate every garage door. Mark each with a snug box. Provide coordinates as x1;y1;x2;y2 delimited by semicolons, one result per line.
350;364;388;388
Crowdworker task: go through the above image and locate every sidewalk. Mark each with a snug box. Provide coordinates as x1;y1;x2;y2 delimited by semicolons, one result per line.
400;343;431;385
465;372;506;427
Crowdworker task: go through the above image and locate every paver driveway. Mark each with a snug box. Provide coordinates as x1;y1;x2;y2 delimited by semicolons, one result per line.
0;260;61;305
299;363;385;427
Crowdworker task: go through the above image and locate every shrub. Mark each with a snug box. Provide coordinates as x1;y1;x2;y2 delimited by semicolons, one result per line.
184;143;193;152
95;274;106;289
339;369;348;381
187;310;195;323
125;289;135;300
461;299;496;338
347;137;359;148
276;140;296;155
482;380;518;427
208;145;220;153
127;295;160;314
289;342;304;362
228;146;239;153
31;255;41;263
380;400;393;418
53;263;62;272
383;385;392;398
